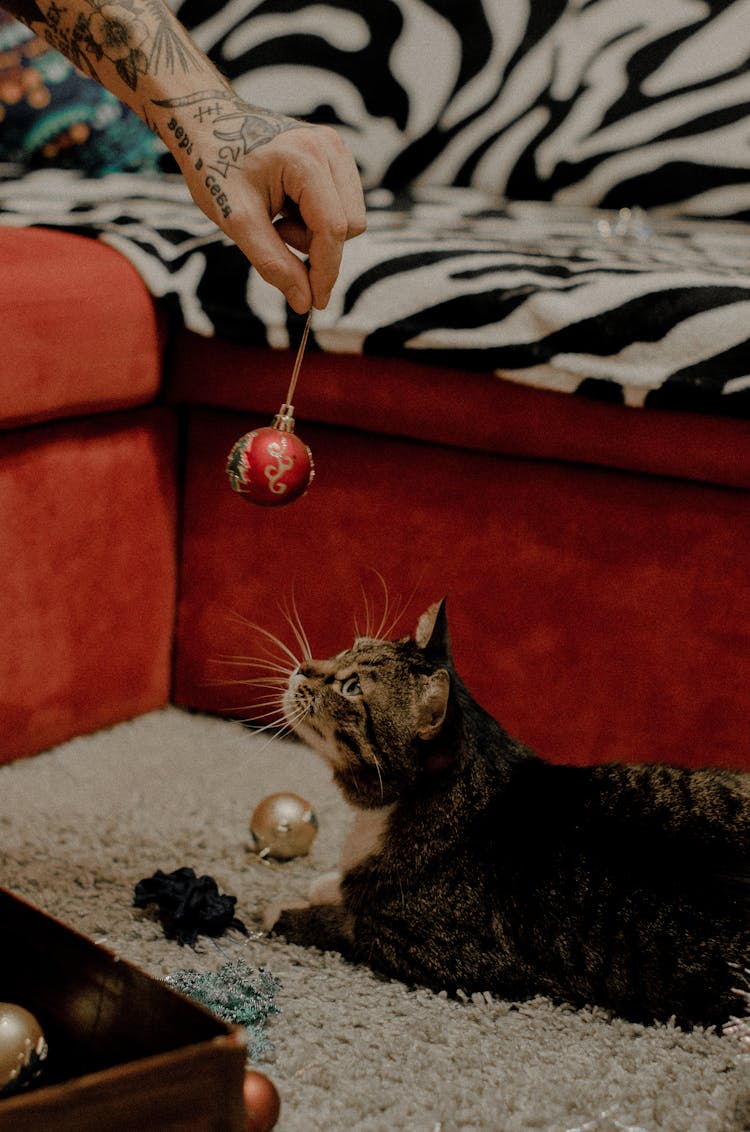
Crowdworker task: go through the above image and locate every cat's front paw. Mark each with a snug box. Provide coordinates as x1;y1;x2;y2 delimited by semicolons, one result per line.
261;898;310;933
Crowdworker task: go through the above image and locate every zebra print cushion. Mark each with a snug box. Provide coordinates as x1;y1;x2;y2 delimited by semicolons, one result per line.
174;0;750;220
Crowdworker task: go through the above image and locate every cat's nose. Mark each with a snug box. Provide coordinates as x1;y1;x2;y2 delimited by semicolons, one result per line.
296;663;315;678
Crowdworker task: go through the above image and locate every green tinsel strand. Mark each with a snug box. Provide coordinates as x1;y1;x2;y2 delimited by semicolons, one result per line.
166;959;281;1061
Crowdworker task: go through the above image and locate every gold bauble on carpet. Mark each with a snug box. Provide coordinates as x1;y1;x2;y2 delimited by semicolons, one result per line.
249;792;318;860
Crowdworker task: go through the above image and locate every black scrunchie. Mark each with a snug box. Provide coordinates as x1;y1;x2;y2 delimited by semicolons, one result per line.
134;866;248;946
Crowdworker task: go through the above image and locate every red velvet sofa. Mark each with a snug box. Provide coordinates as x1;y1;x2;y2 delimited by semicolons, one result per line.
2;0;750;774
2;218;749;772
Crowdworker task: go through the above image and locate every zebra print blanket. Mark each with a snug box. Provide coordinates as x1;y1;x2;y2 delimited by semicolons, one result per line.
2;171;749;414
2;0;750;415
176;0;750;221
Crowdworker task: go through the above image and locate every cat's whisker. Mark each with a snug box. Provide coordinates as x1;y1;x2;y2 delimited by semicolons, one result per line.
380;589;414;641
212;650;291;668
229;681;289;695
209;673;288;686
371;569;393;641
236;689;288;702
370;750;386;802
202;680;289;699
279;590;313;663
237;695;309;730
244;717;302;758
283;701;311;727
231;691;285;713
226;706;281;724
259;721;294;740
212;656;293;676
356;568;407;642
370;569;426;641
283;710;314;743
375;570;423;641
229;676;289;691
246;709;310;755
227;612;302;670
235;702;289;720
357;582;375;640
238;711;291;737
200;709;285;735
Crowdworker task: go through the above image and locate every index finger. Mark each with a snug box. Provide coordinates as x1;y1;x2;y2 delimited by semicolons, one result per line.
283;147;365;308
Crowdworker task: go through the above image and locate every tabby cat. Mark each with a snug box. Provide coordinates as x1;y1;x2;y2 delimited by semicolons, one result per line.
264;601;749;1027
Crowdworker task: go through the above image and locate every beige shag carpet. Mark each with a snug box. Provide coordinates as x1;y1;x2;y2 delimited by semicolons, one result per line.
0;707;747;1132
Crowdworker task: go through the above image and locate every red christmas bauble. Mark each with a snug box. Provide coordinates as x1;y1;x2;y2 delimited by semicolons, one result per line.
227;406;314;508
243;1070;281;1132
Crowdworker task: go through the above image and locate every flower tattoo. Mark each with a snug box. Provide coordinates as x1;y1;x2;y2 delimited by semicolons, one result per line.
86;2;148;88
19;0;208;92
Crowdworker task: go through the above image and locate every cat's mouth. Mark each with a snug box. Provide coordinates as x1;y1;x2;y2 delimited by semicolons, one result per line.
282;673;312;731
283;675;329;747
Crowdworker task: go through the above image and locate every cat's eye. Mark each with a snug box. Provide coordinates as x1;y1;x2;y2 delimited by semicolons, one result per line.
340;676;362;698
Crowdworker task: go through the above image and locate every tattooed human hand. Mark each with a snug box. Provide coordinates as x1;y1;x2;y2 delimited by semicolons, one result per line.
4;0;366;312
154;91;366;312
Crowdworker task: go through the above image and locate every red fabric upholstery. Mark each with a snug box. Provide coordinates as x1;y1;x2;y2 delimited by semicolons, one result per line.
2;224;748;772
0;409;177;764
168;333;750;492
0;226;165;429
174;410;750;771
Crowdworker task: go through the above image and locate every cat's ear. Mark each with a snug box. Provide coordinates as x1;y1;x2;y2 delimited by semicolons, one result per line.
414;598;451;660
416;670;450;741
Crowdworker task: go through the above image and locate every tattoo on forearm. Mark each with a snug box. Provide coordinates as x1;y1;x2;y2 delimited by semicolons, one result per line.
14;0;202;91
153;92;311;222
153;91;309;155
150;89;230;109
143;0;201;75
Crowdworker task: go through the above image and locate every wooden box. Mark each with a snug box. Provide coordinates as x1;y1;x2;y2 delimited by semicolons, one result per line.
0;888;248;1131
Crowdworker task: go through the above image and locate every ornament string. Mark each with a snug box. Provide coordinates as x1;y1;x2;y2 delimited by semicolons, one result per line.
285;309;313;407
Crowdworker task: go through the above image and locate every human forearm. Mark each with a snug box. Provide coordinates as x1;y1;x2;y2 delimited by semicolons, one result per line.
4;0;224;132
2;0;366;310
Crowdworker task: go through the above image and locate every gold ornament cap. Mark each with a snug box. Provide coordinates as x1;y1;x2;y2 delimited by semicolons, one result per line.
271;403;297;433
